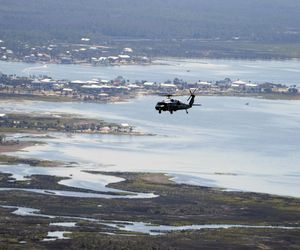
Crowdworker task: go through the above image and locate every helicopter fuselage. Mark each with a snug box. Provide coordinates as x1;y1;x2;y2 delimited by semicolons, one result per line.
155;96;194;114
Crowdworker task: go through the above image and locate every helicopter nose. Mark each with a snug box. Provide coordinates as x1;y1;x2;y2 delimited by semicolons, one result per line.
155;104;164;110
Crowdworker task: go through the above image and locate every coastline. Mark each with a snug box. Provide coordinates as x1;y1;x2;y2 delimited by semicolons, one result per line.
0;141;36;154
0;113;150;136
1;91;300;104
0;167;299;248
0;136;299;248
0;87;299;248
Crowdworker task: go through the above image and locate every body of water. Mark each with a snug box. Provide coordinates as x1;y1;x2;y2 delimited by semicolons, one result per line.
1;59;300;85
2;205;296;236
1;95;300;197
0;58;300;197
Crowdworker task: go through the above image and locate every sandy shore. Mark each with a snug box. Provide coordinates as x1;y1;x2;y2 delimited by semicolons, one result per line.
0;141;35;153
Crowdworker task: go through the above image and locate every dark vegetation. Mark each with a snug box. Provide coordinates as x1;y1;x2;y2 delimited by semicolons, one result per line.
1;0;300;59
122;40;300;59
0;154;59;167
1;0;300;42
0;171;299;249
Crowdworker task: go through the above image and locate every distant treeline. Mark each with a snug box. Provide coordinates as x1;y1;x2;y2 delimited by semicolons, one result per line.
1;0;300;43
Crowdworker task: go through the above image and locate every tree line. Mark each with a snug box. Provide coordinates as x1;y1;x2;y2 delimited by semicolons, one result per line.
1;0;300;43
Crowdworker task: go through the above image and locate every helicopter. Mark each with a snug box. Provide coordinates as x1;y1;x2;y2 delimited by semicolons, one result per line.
155;89;200;114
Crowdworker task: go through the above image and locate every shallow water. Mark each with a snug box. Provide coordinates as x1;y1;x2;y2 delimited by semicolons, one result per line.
50;222;77;228
0;164;157;199
42;231;71;241
108;222;297;236
2;205;297;236
1;58;300;84
1;96;300;197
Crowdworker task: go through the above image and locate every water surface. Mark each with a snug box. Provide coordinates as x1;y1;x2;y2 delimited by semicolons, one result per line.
1;59;300;85
1;96;299;197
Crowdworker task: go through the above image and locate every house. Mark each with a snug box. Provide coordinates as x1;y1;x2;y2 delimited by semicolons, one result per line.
119;123;132;133
127;84;140;90
231;80;247;91
30;79;42;89
118;55;131;63
143;82;155;89
69;80;87;89
62;88;74;95
100;79;110;84
40;78;56;90
98;57;108;65
81;84;115;94
245;83;259;93
135;56;150;64
108;56;119;63
0;114;9;128
160;83;177;92
60;57;73;64
37;53;51;62
98;93;109;101
81;38;90;42
232;80;247;86
24;54;37;63
272;87;289;93
260;82;276;93
123;48;133;53
91;57;99;65
196;81;212;89
53;83;64;91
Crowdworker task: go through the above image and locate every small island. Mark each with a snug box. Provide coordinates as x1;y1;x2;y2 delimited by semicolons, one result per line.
0;113;144;135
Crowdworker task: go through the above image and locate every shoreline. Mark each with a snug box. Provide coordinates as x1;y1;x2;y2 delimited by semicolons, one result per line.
0;169;299;248
0;113;151;136
4;55;300;66
1;91;300;104
0;141;36;154
0;140;299;248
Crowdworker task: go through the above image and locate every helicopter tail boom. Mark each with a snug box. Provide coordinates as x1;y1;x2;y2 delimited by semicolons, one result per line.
188;95;195;107
187;88;197;107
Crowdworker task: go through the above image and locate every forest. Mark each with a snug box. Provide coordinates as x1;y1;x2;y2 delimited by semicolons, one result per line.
1;0;300;43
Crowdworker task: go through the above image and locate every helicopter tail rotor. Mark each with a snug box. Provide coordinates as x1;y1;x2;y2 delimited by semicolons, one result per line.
187;88;197;101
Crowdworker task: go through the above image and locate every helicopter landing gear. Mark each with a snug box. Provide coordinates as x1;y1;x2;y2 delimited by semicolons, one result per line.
159;109;161;114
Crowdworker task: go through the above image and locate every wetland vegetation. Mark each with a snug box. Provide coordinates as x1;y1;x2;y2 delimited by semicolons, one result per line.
0;169;299;249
